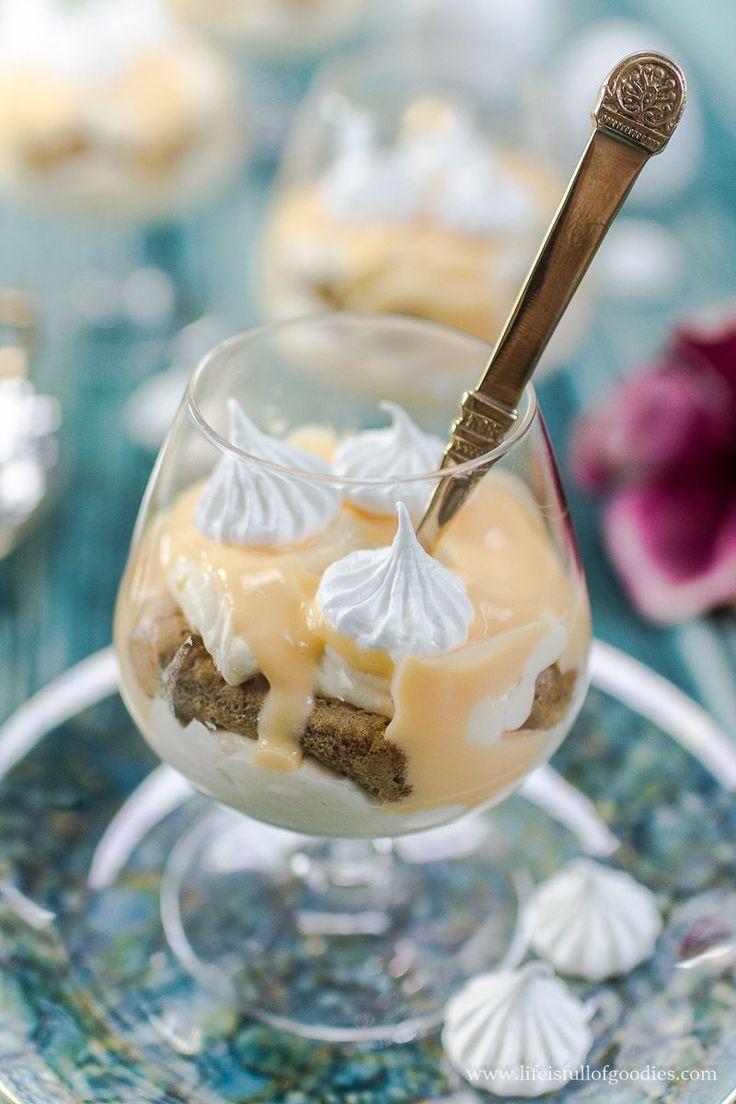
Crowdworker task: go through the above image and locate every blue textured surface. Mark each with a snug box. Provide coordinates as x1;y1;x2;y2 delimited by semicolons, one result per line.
0;686;735;1102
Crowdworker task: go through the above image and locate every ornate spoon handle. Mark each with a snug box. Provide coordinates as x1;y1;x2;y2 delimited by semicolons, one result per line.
417;52;687;550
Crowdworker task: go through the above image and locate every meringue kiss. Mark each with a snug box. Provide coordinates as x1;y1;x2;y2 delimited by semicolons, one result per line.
332;401;443;521
315;501;473;658
196;399;341;547
443;962;592;1097
526;858;662;981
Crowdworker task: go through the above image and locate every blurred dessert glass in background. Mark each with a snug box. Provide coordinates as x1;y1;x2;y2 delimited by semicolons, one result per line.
165;0;375;60
262;43;589;367
0;0;244;219
116;316;591;840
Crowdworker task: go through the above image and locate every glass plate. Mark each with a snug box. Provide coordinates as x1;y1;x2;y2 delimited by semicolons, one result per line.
0;642;734;1104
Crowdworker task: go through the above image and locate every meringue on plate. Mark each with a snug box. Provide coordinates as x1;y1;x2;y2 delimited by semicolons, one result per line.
443;962;593;1097
117;399;589;837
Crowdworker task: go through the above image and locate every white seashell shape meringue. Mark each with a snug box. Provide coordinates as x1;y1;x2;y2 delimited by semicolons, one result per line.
331;401;443;522
315;501;473;658
526;858;662;981
196;399;341;547
443;962;593;1097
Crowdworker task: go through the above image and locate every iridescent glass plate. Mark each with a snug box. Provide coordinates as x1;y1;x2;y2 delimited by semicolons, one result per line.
0;642;734;1103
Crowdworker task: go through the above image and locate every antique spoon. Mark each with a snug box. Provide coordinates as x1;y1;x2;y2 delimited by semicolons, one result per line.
417;51;687;550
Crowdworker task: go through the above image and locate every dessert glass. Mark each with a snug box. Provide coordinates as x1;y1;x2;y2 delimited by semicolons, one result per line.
261;44;592;372
0;0;246;335
0;0;244;219
166;0;375;59
115;313;591;1041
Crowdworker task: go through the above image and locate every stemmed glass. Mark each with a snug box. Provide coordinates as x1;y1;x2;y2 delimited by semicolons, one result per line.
115;313;590;1041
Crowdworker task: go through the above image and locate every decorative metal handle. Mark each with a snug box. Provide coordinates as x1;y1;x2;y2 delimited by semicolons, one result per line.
417;51;687;549
595;52;687;153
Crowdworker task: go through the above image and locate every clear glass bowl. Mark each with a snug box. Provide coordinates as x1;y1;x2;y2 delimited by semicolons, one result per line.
115;312;591;1038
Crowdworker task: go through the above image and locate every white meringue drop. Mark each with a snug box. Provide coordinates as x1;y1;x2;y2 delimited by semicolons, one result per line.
526;858;662;981
332;401;443;521
316;501;473;658
443;962;593;1097
196;399;341;547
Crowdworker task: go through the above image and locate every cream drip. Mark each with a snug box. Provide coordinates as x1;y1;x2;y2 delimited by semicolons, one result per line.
124;465;588;822
315;501;473;658
332;401;443;521
466;621;566;746
196;399;342;548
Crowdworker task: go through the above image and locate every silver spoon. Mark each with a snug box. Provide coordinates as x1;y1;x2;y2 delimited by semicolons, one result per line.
417;51;687;550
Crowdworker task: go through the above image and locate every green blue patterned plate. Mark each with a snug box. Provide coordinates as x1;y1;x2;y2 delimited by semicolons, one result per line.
0;642;734;1103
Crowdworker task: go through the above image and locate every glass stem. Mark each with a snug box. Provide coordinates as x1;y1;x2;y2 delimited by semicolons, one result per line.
291;838;406;936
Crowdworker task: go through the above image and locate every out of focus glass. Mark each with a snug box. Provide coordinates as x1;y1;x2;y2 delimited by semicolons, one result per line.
261;40;591;367
0;0;248;346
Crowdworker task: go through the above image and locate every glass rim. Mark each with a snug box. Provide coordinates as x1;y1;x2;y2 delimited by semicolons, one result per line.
186;311;539;487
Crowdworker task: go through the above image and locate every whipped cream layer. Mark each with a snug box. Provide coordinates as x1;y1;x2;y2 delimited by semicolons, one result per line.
120;423;589;821
130;694;462;838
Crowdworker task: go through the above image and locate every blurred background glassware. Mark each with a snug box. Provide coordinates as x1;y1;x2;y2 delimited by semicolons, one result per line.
0;289;61;559
164;0;380;166
114;313;591;1040
0;0;248;354
0;0;244;219
260;37;594;382
165;0;376;60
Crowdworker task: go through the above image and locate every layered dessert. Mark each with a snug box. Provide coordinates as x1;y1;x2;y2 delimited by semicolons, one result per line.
0;0;243;217
262;98;562;344
116;402;589;837
166;0;372;58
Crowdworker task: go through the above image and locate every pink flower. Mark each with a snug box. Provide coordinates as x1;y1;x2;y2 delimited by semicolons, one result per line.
570;311;736;623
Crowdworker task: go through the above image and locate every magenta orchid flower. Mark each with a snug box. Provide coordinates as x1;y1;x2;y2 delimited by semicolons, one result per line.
570;311;736;623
